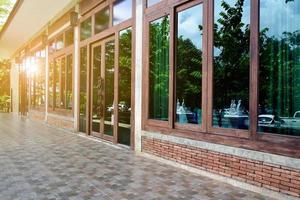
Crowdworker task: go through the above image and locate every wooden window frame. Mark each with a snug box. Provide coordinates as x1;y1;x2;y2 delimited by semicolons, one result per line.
78;0;136;149
142;0;300;158
28;47;46;112
48;26;75;117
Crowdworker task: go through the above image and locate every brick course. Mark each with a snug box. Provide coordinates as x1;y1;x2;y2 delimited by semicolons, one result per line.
142;136;300;198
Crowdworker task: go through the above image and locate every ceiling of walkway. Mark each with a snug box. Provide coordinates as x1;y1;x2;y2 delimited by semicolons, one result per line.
0;0;75;59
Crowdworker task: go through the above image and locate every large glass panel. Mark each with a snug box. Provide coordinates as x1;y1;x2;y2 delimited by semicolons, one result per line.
80;17;92;41
49;61;54;108
113;0;132;25
56;34;64;50
118;28;132;145
36;56;45;106
79;47;88;132
104;40;115;136
213;0;250;129
149;16;170;121
60;58;66;108
66;55;73;109
147;0;161;7
95;7;110;34
92;45;102;133
65;29;74;47
258;0;300;136
176;4;203;125
54;59;60;108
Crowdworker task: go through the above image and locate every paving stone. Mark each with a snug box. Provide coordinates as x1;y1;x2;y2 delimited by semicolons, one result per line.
0;113;273;200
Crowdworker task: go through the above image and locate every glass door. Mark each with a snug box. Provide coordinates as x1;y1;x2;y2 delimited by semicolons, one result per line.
90;36;115;141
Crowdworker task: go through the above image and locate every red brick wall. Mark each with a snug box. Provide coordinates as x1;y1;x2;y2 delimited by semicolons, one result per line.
142;136;300;197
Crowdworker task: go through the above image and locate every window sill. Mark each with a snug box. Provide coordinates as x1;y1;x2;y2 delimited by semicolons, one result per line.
143;124;300;159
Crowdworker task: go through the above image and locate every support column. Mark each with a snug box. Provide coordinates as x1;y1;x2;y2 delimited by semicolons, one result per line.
134;0;143;152
73;3;80;132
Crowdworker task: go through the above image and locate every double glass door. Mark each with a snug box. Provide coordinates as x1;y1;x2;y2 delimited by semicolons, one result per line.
89;33;132;146
91;37;115;140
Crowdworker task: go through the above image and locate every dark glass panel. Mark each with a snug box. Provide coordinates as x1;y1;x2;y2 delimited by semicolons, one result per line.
56;34;64;50
176;4;203;125
49;61;54;108
104;40;115;136
60;58;66;108
66;55;73;109
118;28;132;146
36;55;45;106
54;59;60;108
213;0;250;129
49;40;56;53
80;17;92;41
79;47;88;133
92;45;102;133
113;0;132;25
259;0;300;136
147;0;160;7
95;7;110;34
65;29;74;47
149;16;170;121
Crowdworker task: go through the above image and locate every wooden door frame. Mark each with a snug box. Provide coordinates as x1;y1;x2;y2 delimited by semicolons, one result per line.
89;35;116;142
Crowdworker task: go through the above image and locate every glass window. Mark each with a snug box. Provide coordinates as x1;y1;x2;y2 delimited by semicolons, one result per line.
49;40;56;53
56;34;64;50
149;16;170;121
54;59;60;108
213;0;250;130
176;4;203;125
95;7;110;34
258;0;300;136
49;61;54;108
66;55;73;109
79;47;88;132
118;28;132;145
36;56;45;106
104;40;115;136
65;29;74;47
80;17;92;41
147;0;161;7
60;58;66;108
92;45;102;133
113;0;132;25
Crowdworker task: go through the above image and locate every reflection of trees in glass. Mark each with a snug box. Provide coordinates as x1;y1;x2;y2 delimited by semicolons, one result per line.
93;46;101;121
95;7;109;34
80;47;87;115
66;55;73;109
0;59;11;107
119;28;132;123
213;0;250;111
149;16;170;120
176;36;202;114
259;0;300;119
104;40;115;119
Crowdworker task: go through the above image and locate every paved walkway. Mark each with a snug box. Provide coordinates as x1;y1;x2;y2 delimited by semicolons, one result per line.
0;114;272;200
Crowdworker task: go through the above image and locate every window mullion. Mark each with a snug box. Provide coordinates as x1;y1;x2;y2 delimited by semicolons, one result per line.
169;7;175;129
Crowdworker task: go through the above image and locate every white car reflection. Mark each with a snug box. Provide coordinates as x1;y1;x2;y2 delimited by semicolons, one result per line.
258;114;284;128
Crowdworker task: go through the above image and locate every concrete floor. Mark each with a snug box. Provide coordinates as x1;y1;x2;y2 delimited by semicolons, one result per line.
0;113;272;200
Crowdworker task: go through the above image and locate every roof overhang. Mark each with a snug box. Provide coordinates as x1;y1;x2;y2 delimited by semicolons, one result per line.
0;0;77;59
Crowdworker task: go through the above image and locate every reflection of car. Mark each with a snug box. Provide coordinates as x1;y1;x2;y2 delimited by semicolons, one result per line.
107;102;131;113
281;111;300;131
258;114;284;128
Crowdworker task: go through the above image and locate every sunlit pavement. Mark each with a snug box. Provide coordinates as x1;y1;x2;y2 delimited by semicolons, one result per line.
0;113;272;200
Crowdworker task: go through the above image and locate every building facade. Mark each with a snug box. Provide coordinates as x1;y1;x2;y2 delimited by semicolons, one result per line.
1;0;300;199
